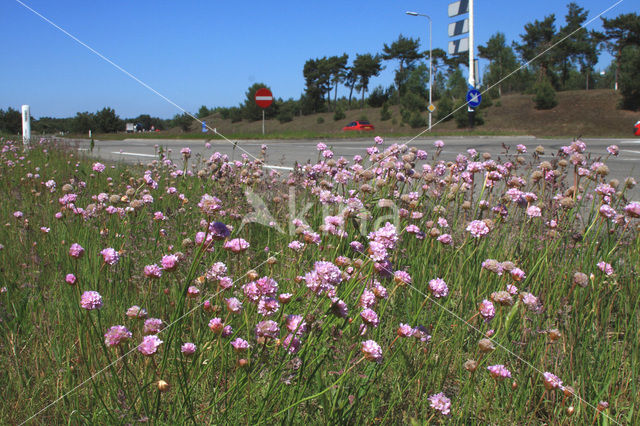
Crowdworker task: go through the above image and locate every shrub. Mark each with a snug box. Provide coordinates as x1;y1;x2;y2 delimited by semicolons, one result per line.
316;117;325;124
277;111;293;123
436;97;454;122
533;79;557;110
333;108;346;121
408;112;427;129
380;103;392;121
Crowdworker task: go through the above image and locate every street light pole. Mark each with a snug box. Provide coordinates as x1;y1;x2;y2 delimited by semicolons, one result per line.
406;11;432;131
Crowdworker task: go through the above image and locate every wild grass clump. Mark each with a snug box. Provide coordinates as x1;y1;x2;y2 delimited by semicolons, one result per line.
0;137;638;424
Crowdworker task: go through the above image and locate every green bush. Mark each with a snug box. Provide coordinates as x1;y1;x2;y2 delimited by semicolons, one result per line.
380;103;391;121
333;108;346;121
408;112;427;129
533;79;557;110
277;111;293;123
436;97;454;122
454;102;484;128
316;117;325;124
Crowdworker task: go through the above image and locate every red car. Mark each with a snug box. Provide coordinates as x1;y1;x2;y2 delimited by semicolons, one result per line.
343;120;375;131
635;120;640;136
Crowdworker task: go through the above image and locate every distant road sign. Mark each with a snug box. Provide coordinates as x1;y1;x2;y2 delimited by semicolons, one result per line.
448;37;469;55
255;88;273;108
448;19;469;37
448;0;469;17
202;120;207;133
466;89;482;108
428;104;436;113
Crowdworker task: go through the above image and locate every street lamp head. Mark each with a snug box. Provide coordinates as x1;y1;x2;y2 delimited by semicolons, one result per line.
405;11;419;16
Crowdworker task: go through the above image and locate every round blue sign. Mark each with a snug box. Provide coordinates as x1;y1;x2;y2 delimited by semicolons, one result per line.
466;89;482;108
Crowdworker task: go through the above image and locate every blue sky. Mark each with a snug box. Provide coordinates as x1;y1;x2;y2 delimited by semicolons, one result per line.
0;0;634;119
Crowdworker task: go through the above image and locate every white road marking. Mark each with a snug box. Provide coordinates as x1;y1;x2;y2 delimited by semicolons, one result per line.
621;149;640;155
263;165;293;171
111;151;156;158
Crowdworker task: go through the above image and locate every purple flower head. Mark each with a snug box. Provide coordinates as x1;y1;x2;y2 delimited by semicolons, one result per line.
104;325;132;347
479;299;495;321
92;162;105;173
286;314;307;335
181;342;197;355
428;278;449;298
144;264;163;278
282;334;301;354
466;220;490;238
198;194;222;215
624;202;640;218
69;243;85;259
257;297;280;316
397;323;414;337
255;320;279;339
208;317;224;334
428;392;451;416
360;308;380;327
209;221;231;239
543;372;563;390
597;261;613;276
65;273;77;285
487;364;512;379
126;305;147;318
143;318;164;334
138;335;163;356
224;238;250;253
100;248;120;265
161;254;179;271
225;297;243;314
231;338;250;352
80;291;103;310
361;339;383;363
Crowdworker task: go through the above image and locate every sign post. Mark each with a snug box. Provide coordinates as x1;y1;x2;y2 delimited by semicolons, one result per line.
254;88;273;135
21;105;31;150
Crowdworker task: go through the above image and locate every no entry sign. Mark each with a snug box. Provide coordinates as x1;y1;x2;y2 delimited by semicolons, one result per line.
255;88;273;108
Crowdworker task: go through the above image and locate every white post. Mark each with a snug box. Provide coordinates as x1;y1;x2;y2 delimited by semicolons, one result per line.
428;16;433;132
21;105;31;150
262;110;265;135
468;0;475;89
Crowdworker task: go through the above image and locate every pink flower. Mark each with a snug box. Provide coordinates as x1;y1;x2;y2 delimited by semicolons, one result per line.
428;278;449;298
138;335;163;356
428;392;451;415
397;323;414;337
225;297;243;313
361;340;383;362
181;342;197;355
526;205;542;218
231;337;250;352
100;248;119;265
606;145;619;156
69;243;85;259
374;136;384;145
479;299;495;321
487;364;512;379
104;325;132;347
542;371;563;390
257;297;280;316
516;144;527;153
597;261;613;276
65;273;77;285
288;240;304;251
360;308;380;327
92;162;105;173
161;254;179;271
434;140;444;149
437;234;452;245
466;220;490;238
80;291;103;310
255;320;279;339
394;270;412;285
126;305;147;318
197;194;222;215
143;318;163;334
282;334;301;354
224;238;250;253
624;202;640;218
286;315;307;335
208;318;224;334
144;264;162;278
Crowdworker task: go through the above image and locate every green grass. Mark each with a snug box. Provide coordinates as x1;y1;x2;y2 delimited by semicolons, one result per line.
0;137;638;424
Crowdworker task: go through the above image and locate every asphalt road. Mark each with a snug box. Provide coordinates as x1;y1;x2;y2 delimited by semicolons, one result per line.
66;135;640;197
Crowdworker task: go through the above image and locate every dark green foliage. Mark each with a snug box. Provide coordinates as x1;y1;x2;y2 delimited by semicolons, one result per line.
618;45;640;110
171;112;193;131
197;105;211;119
333;107;346;121
382;34;424;91
454;102;484;128
367;86;389;108
380;103;391;121
533;79;558;109
436;97;454;122
408;111;427;128
0;107;22;134
94;107;123;133
316;116;324;124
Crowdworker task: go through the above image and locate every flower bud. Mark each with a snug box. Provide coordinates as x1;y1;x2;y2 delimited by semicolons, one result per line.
157;380;170;392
